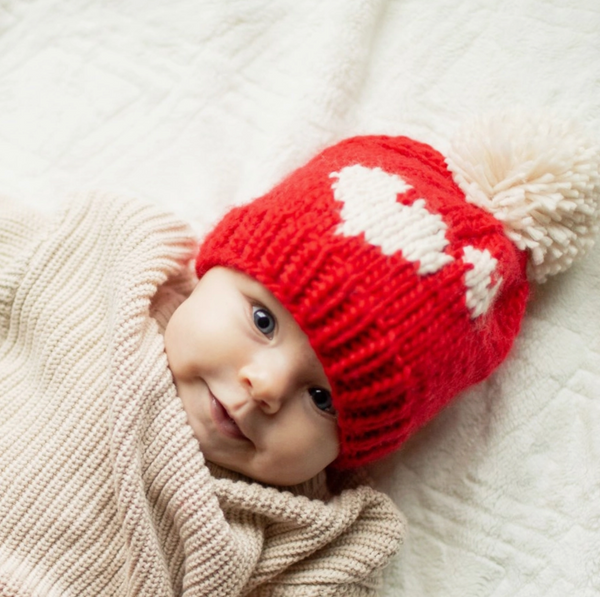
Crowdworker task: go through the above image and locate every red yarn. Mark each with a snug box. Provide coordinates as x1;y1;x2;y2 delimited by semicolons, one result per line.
197;136;529;469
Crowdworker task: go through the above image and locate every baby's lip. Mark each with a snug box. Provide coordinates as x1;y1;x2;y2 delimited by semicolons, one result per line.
209;392;250;441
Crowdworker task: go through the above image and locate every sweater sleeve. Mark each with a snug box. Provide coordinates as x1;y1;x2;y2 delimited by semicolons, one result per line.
215;470;406;597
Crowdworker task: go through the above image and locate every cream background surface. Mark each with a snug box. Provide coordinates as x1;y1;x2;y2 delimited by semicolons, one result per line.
0;1;599;595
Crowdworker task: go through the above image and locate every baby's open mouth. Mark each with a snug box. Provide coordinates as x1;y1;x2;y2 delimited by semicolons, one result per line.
210;395;249;441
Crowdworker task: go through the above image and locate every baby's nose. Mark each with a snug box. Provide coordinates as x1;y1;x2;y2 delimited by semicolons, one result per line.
239;359;291;413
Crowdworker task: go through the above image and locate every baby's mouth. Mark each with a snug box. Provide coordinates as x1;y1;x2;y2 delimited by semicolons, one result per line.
210;395;249;441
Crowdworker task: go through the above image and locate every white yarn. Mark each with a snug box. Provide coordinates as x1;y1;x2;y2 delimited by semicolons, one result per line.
332;165;454;275
445;112;600;283
462;246;502;319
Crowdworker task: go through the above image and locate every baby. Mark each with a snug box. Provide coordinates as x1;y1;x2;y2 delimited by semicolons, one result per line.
0;112;598;596
164;266;340;487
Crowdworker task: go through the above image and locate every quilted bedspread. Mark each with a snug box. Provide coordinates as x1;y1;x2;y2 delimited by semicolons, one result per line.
0;1;598;595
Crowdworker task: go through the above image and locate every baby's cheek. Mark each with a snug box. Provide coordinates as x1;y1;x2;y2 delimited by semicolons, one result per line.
283;425;338;477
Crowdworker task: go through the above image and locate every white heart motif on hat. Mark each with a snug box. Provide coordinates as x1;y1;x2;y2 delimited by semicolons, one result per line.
330;164;502;318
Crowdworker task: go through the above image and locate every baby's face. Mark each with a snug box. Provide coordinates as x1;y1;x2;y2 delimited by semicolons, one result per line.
164;266;339;486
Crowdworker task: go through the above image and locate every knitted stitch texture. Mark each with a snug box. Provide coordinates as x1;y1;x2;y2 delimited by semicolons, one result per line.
197;135;530;469
0;195;404;597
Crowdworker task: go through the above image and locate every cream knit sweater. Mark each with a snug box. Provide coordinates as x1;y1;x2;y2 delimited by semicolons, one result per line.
0;194;405;597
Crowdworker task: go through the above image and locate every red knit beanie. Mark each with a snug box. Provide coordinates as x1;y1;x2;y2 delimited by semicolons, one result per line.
196;113;600;469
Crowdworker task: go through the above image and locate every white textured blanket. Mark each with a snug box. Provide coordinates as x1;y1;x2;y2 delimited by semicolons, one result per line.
0;1;598;595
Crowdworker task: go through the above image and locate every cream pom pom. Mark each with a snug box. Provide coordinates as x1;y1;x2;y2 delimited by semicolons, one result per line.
445;112;600;283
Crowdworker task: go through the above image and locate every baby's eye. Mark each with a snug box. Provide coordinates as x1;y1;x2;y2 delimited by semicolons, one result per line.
252;306;276;337
309;387;336;415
